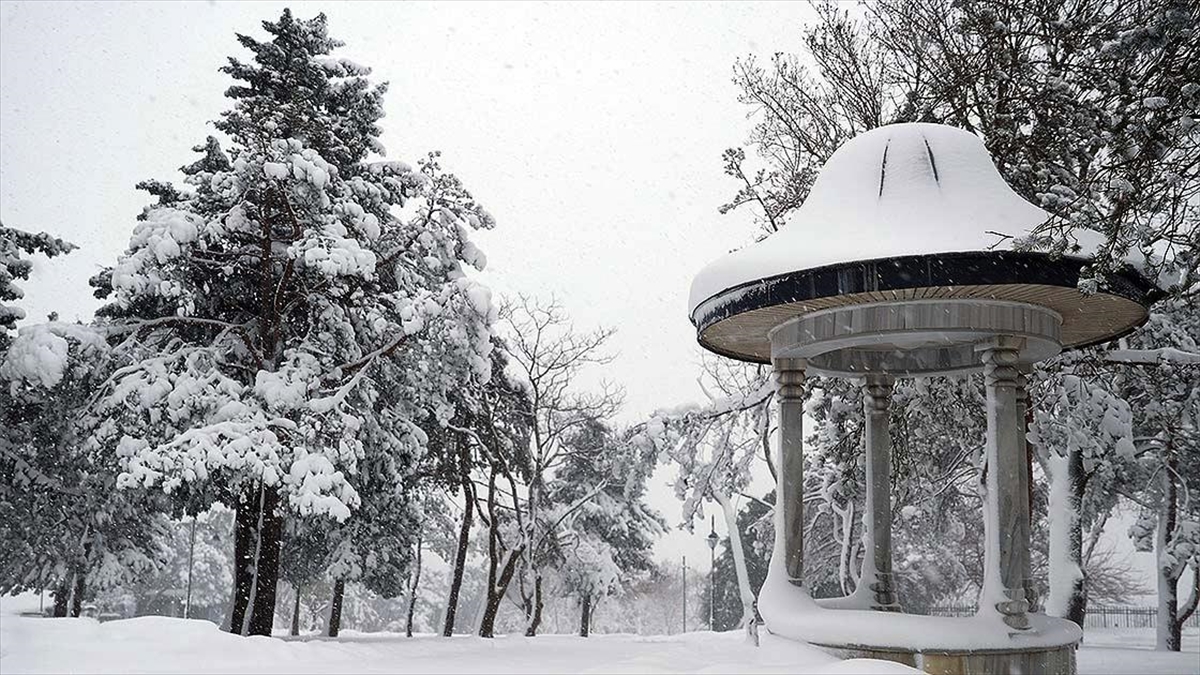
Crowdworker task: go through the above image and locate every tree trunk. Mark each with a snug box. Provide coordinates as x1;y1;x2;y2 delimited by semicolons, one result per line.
184;516;197;620
290;585;302;637
1064;446;1088;628
1046;449;1088;628
246;489;284;637
479;465;524;638
1024;397;1040;612
69;571;85;617
479;548;522;638
52;580;69;617
1156;454;1179;651
442;480;473;637
579;593;592;637
1171;566;1199;653
406;534;422;638
520;588;532;630
713;491;755;630
1160;572;1181;652
227;495;254;634
523;473;543;638
479;593;502;638
524;575;544;636
328;579;346;638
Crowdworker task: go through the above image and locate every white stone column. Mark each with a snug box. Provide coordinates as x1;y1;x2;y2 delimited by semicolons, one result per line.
774;358;806;586
862;374;899;610
1015;366;1040;613
979;337;1031;630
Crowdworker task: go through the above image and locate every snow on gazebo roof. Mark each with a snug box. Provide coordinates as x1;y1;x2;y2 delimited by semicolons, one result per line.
688;123;1160;365
689;123;1048;313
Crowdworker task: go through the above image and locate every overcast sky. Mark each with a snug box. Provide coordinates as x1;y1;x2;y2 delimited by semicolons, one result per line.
1;0;825;565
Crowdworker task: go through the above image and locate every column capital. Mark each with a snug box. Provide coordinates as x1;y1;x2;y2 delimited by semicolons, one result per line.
772;358;807;401
977;336;1023;387
1015;366;1031;407
862;373;895;413
771;357;807;373
863;372;896;386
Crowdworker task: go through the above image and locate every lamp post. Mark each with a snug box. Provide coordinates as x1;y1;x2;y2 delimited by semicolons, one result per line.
681;556;686;634
184;515;197;619
707;515;719;631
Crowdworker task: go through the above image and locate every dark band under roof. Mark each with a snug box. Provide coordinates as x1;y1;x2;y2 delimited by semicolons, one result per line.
691;251;1156;333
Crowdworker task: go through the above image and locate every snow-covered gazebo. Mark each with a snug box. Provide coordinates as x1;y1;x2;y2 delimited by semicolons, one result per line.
687;123;1160;674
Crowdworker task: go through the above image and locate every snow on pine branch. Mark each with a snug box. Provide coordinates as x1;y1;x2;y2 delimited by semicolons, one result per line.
1106;347;1200;365
1;322;107;389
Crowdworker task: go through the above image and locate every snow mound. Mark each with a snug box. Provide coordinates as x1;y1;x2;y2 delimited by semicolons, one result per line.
0;613;916;674
689;123;1049;313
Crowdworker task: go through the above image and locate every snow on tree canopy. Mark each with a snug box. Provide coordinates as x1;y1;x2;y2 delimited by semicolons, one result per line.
1;225;75;342
688;123;1050;312
0;322;107;389
88;10;499;537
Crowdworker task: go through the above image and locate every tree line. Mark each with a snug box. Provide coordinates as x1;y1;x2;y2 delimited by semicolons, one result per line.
0;9;660;640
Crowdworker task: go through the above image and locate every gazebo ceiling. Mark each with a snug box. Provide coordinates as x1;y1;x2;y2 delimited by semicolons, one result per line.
688;123;1161;368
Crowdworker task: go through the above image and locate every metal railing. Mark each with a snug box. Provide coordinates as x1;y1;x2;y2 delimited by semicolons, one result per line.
928;605;1200;629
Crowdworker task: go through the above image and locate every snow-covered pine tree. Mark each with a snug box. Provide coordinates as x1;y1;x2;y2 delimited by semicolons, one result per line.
1110;299;1200;651
1;321;170;615
0;224;75;348
88;10;497;636
1027;351;1137;624
321;439;421;637
2;225;170;615
550;419;664;636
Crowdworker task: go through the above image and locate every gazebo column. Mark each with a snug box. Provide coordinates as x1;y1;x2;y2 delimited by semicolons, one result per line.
1015;366;1040;613
862;374;899;610
774;357;806;586
978;337;1031;630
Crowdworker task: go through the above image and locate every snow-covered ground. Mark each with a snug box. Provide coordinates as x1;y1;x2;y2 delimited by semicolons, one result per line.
1076;628;1200;675
2;594;1195;675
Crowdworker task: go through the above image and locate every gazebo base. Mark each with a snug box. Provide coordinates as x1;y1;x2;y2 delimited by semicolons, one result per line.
815;642;1077;675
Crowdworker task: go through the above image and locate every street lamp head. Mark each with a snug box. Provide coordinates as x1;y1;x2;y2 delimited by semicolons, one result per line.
706;518;719;550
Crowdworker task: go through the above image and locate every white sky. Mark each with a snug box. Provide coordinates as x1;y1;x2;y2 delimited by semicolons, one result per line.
1;0;818;565
0;1;1165;590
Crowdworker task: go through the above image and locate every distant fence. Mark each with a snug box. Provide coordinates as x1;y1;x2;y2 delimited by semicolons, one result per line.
929;605;1200;629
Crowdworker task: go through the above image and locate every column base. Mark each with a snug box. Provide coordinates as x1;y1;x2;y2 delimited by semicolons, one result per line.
868;575;901;612
1024;578;1042;614
996;588;1031;630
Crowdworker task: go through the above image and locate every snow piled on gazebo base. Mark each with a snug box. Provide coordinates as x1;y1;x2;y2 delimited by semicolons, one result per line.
760;570;1081;652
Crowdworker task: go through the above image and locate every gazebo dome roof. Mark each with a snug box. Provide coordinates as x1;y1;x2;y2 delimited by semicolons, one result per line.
689;123;1160;368
690;123;1048;313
